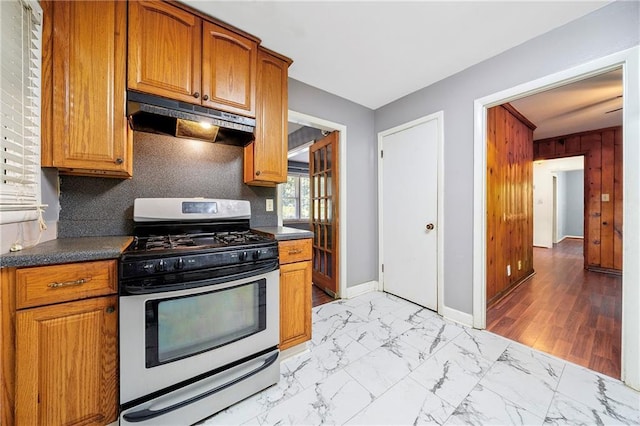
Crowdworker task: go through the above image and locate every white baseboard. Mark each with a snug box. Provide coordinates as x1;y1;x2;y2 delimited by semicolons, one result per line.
558;235;584;242
345;280;378;299
441;305;474;328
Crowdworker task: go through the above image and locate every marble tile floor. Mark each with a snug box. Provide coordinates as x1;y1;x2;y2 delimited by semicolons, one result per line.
202;291;639;425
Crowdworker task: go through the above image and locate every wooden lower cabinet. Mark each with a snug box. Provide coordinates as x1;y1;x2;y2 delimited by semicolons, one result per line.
16;296;118;425
279;239;312;350
1;260;119;426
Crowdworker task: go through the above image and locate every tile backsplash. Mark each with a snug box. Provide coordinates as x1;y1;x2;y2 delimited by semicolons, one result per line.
58;131;277;237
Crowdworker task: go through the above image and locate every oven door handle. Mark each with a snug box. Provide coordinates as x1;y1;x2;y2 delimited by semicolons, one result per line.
122;351;279;423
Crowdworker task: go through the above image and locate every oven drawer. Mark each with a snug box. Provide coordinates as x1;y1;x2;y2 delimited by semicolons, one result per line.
16;260;117;309
278;239;312;264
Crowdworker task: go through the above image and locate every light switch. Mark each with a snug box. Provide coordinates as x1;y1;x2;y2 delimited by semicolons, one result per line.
601;193;610;202
266;199;274;212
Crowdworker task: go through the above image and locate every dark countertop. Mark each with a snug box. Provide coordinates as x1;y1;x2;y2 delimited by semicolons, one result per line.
0;236;133;268
252;226;313;241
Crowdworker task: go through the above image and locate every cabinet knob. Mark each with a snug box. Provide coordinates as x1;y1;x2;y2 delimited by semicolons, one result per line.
256;170;261;176
106;306;116;314
203;94;209;101
426;223;435;231
115;157;123;165
193;92;200;99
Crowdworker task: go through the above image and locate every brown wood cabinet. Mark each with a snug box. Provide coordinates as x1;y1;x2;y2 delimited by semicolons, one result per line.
1;261;119;426
128;0;258;117
42;0;132;178
244;48;292;186
278;239;312;350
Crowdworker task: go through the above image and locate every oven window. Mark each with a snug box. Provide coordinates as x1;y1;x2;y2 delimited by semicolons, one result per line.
145;279;266;367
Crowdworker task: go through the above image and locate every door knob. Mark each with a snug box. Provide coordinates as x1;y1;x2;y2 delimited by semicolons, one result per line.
426;223;434;231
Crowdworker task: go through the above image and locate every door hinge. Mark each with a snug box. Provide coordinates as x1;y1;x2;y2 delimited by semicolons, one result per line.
380;150;383;158
381;263;384;273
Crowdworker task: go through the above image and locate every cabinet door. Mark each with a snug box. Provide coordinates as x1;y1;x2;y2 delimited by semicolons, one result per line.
52;1;131;176
128;0;202;104
202;22;257;117
244;50;290;185
280;261;312;350
16;296;118;425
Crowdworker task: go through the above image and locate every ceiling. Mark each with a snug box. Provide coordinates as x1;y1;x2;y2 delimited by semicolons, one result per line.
182;1;609;110
510;68;623;140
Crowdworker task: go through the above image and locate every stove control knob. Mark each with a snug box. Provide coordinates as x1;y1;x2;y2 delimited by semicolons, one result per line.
174;258;185;270
239;251;248;262
142;263;155;273
252;250;260;260
156;259;167;272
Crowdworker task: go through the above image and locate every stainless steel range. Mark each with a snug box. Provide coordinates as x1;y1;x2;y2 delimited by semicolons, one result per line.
119;198;280;425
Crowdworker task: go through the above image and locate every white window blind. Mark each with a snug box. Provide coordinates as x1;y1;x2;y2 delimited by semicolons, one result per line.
0;0;43;224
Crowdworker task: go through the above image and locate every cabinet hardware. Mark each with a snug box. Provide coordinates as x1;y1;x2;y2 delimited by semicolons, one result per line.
106;306;115;314
193;92;200;99
256;170;261;176
203;94;209;101
288;249;303;255
48;277;91;289
115;157;123;164
425;223;435;231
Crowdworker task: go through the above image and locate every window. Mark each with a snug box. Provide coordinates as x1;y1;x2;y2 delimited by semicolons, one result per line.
282;174;310;221
0;0;43;224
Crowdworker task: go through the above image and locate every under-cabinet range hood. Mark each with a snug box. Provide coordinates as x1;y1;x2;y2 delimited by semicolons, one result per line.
126;91;255;146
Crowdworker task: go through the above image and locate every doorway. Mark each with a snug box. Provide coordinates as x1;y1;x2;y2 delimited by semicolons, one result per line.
486;75;622;377
473;48;639;389
285;111;347;303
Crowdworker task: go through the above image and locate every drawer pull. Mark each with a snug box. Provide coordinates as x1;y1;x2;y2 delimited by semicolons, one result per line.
48;277;91;289
288;249;303;255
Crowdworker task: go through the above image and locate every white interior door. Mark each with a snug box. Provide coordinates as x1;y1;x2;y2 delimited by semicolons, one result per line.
379;115;440;310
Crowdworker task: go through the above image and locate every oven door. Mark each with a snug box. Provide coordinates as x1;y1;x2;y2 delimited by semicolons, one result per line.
119;268;279;410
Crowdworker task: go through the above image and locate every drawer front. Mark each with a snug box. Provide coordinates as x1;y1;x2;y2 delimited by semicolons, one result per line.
278;239;312;264
16;260;117;309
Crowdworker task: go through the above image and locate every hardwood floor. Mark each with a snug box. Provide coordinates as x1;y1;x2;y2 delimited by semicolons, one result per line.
312;283;334;307
487;238;622;379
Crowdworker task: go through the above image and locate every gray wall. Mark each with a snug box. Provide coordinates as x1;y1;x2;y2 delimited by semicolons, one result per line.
57;132;277;237
564;170;585;237
374;1;639;314
288;79;376;287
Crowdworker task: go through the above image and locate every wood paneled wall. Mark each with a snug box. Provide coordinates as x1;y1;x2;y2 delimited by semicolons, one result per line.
487;104;535;304
533;126;622;272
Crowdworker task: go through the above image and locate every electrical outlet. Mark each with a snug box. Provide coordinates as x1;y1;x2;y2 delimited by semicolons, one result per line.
266;199;274;212
518;260;522;270
507;265;511;276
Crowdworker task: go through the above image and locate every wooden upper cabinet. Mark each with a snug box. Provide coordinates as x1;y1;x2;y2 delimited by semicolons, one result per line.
202;22;257;116
49;0;131;177
128;0;202;103
128;1;258;117
244;49;291;186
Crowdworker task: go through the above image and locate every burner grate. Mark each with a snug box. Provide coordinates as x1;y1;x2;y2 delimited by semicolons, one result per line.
131;231;271;253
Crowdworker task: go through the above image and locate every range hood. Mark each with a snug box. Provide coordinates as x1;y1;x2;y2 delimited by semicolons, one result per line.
127;91;255;146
